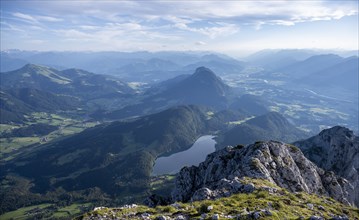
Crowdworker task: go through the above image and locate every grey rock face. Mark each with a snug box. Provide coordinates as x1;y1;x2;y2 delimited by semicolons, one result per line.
294;126;359;206
212;214;219;220
192;188;213;201
172;141;354;205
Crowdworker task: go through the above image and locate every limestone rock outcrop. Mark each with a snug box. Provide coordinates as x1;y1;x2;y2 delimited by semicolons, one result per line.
294;126;359;206
172;141;355;206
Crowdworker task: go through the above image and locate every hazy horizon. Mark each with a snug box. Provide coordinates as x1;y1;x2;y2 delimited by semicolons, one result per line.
2;48;358;59
1;0;358;57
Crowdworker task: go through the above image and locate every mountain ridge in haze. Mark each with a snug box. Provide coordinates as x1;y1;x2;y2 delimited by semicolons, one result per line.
0;64;134;99
217;111;308;148
279;54;344;78
0;88;81;123
101;67;232;120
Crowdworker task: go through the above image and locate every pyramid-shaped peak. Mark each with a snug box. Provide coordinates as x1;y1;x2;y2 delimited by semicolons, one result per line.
194;66;215;74
192;66;217;79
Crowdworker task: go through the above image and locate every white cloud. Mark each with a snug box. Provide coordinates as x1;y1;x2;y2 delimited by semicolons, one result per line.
79;25;99;30
27;39;45;44
55;21;181;46
174;22;239;39
13;12;38;23
12;12;63;24
2;0;357;52
29;25;45;31
11;1;357;27
163;16;194;25
37;15;63;22
181;1;358;25
56;29;94;41
0;21;24;32
195;41;206;45
9;1;358;36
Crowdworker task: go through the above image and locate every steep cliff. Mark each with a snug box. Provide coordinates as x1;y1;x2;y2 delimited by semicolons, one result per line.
172;141;355;206
294;126;359;206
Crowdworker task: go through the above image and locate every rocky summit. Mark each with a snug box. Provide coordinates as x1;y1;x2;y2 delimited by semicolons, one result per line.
78;140;359;220
172;141;355;206
294;126;359;207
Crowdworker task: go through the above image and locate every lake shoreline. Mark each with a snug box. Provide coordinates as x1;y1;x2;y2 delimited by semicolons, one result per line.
152;135;216;176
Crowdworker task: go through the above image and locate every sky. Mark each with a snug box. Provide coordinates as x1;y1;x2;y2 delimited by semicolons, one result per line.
0;0;358;56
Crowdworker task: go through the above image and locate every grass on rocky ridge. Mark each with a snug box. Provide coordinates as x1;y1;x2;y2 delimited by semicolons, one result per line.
79;178;359;219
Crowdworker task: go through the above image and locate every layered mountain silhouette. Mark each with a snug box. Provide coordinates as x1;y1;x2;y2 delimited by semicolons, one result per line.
0;54;28;72
217;112;308;148
0;88;81;123
182;56;245;75
160;67;230;107
273;54;358;93
0;51;245;82
0;64;134;99
229;94;269;116
299;56;359;91
279;54;344;78
246;49;318;70
102;67;232;120
119;58;180;73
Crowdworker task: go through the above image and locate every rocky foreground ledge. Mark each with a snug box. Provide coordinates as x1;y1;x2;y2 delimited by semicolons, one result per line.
78;178;358;219
172;141;354;206
78;141;359;220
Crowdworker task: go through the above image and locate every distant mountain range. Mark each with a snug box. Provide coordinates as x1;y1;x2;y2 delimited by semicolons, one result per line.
1;59;356;133
298;56;359;91
0;51;246;82
279;54;344;78
0;64;134;99
0;64;137;123
246;49;320;70
217;112;308;148
98;67;234;120
0;64;268;124
96;66;271;121
0;88;81;123
246;49;358;70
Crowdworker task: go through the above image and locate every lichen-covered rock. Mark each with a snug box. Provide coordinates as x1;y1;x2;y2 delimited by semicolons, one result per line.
294;126;359;207
212;213;219;220
175;215;187;220
172;141;354;205
192;188;213;201
156;216;168;220
309;216;323;220
331;216;349;220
